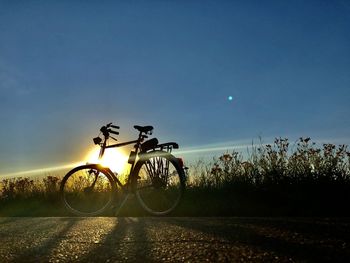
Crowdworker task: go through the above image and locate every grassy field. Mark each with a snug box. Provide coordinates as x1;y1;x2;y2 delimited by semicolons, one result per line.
1;137;349;216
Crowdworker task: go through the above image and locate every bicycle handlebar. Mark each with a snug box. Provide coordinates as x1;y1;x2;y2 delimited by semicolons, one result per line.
99;122;152;141
97;123;120;140
105;123;120;129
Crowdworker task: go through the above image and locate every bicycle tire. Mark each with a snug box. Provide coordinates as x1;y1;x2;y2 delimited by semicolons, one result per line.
133;151;186;215
60;164;116;216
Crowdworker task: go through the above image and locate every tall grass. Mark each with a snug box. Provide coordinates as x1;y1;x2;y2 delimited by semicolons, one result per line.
181;137;350;216
0;175;61;200
1;137;349;216
188;137;350;188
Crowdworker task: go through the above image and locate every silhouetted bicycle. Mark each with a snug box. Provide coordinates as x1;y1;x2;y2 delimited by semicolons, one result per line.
60;123;186;216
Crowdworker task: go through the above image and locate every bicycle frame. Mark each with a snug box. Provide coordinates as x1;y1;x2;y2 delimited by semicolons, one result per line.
96;134;144;189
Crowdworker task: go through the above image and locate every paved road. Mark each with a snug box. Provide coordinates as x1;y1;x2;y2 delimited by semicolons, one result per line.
0;217;349;262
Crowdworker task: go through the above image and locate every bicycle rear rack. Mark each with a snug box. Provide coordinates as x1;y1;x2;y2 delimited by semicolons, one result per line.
156;142;179;153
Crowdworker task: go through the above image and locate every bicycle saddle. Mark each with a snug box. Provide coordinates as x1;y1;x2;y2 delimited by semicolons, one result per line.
134;125;153;133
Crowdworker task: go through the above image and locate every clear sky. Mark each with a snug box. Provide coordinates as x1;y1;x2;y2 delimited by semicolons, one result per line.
1;1;350;176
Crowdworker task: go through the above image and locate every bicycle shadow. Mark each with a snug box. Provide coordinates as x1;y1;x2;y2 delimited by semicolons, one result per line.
79;217;154;262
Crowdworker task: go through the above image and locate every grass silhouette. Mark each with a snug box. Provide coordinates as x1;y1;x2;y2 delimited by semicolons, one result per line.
1;137;349;216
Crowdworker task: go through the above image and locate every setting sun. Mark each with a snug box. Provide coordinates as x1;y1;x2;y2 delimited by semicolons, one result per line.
85;147;129;174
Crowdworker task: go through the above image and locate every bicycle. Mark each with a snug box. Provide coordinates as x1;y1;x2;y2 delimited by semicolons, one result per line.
60;123;187;216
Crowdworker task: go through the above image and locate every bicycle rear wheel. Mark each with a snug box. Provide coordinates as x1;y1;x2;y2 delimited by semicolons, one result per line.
134;151;186;215
60;164;116;216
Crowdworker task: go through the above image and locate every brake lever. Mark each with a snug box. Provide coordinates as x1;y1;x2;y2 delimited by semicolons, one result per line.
109;135;118;141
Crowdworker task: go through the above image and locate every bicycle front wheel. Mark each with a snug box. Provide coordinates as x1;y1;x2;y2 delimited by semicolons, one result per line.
60;164;116;216
134;151;186;215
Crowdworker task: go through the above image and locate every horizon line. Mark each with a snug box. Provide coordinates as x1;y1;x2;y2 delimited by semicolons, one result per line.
1;136;349;178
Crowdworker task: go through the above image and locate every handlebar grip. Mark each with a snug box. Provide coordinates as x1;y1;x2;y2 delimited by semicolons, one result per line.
110;125;120;129
108;129;119;135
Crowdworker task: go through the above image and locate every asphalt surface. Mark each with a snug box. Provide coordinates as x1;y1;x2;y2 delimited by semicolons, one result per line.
0;217;349;262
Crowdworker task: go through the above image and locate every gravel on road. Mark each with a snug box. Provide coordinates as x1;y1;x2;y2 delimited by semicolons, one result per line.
0;217;349;262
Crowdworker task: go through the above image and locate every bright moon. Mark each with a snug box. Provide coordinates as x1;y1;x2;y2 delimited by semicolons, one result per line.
228;95;233;101
85;147;128;174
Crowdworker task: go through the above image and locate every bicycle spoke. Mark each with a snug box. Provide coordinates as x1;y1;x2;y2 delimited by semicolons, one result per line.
61;165;114;216
136;154;184;215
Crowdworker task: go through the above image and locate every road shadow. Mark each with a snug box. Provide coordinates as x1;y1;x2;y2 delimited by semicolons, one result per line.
166;218;350;262
79;217;153;262
235;217;350;242
0;217;50;228
11;217;81;262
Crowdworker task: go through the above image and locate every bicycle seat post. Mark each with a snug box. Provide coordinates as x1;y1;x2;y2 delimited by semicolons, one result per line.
135;131;146;151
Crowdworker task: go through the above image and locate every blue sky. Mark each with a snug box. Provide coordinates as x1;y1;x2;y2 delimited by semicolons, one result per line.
1;1;350;176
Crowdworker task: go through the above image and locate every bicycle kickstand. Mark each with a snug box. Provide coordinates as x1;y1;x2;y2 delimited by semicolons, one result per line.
114;192;130;216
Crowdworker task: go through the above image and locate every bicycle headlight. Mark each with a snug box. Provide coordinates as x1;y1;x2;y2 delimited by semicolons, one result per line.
93;137;102;145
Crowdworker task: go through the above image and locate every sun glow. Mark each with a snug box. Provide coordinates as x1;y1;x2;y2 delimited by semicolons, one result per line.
85;147;129;174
